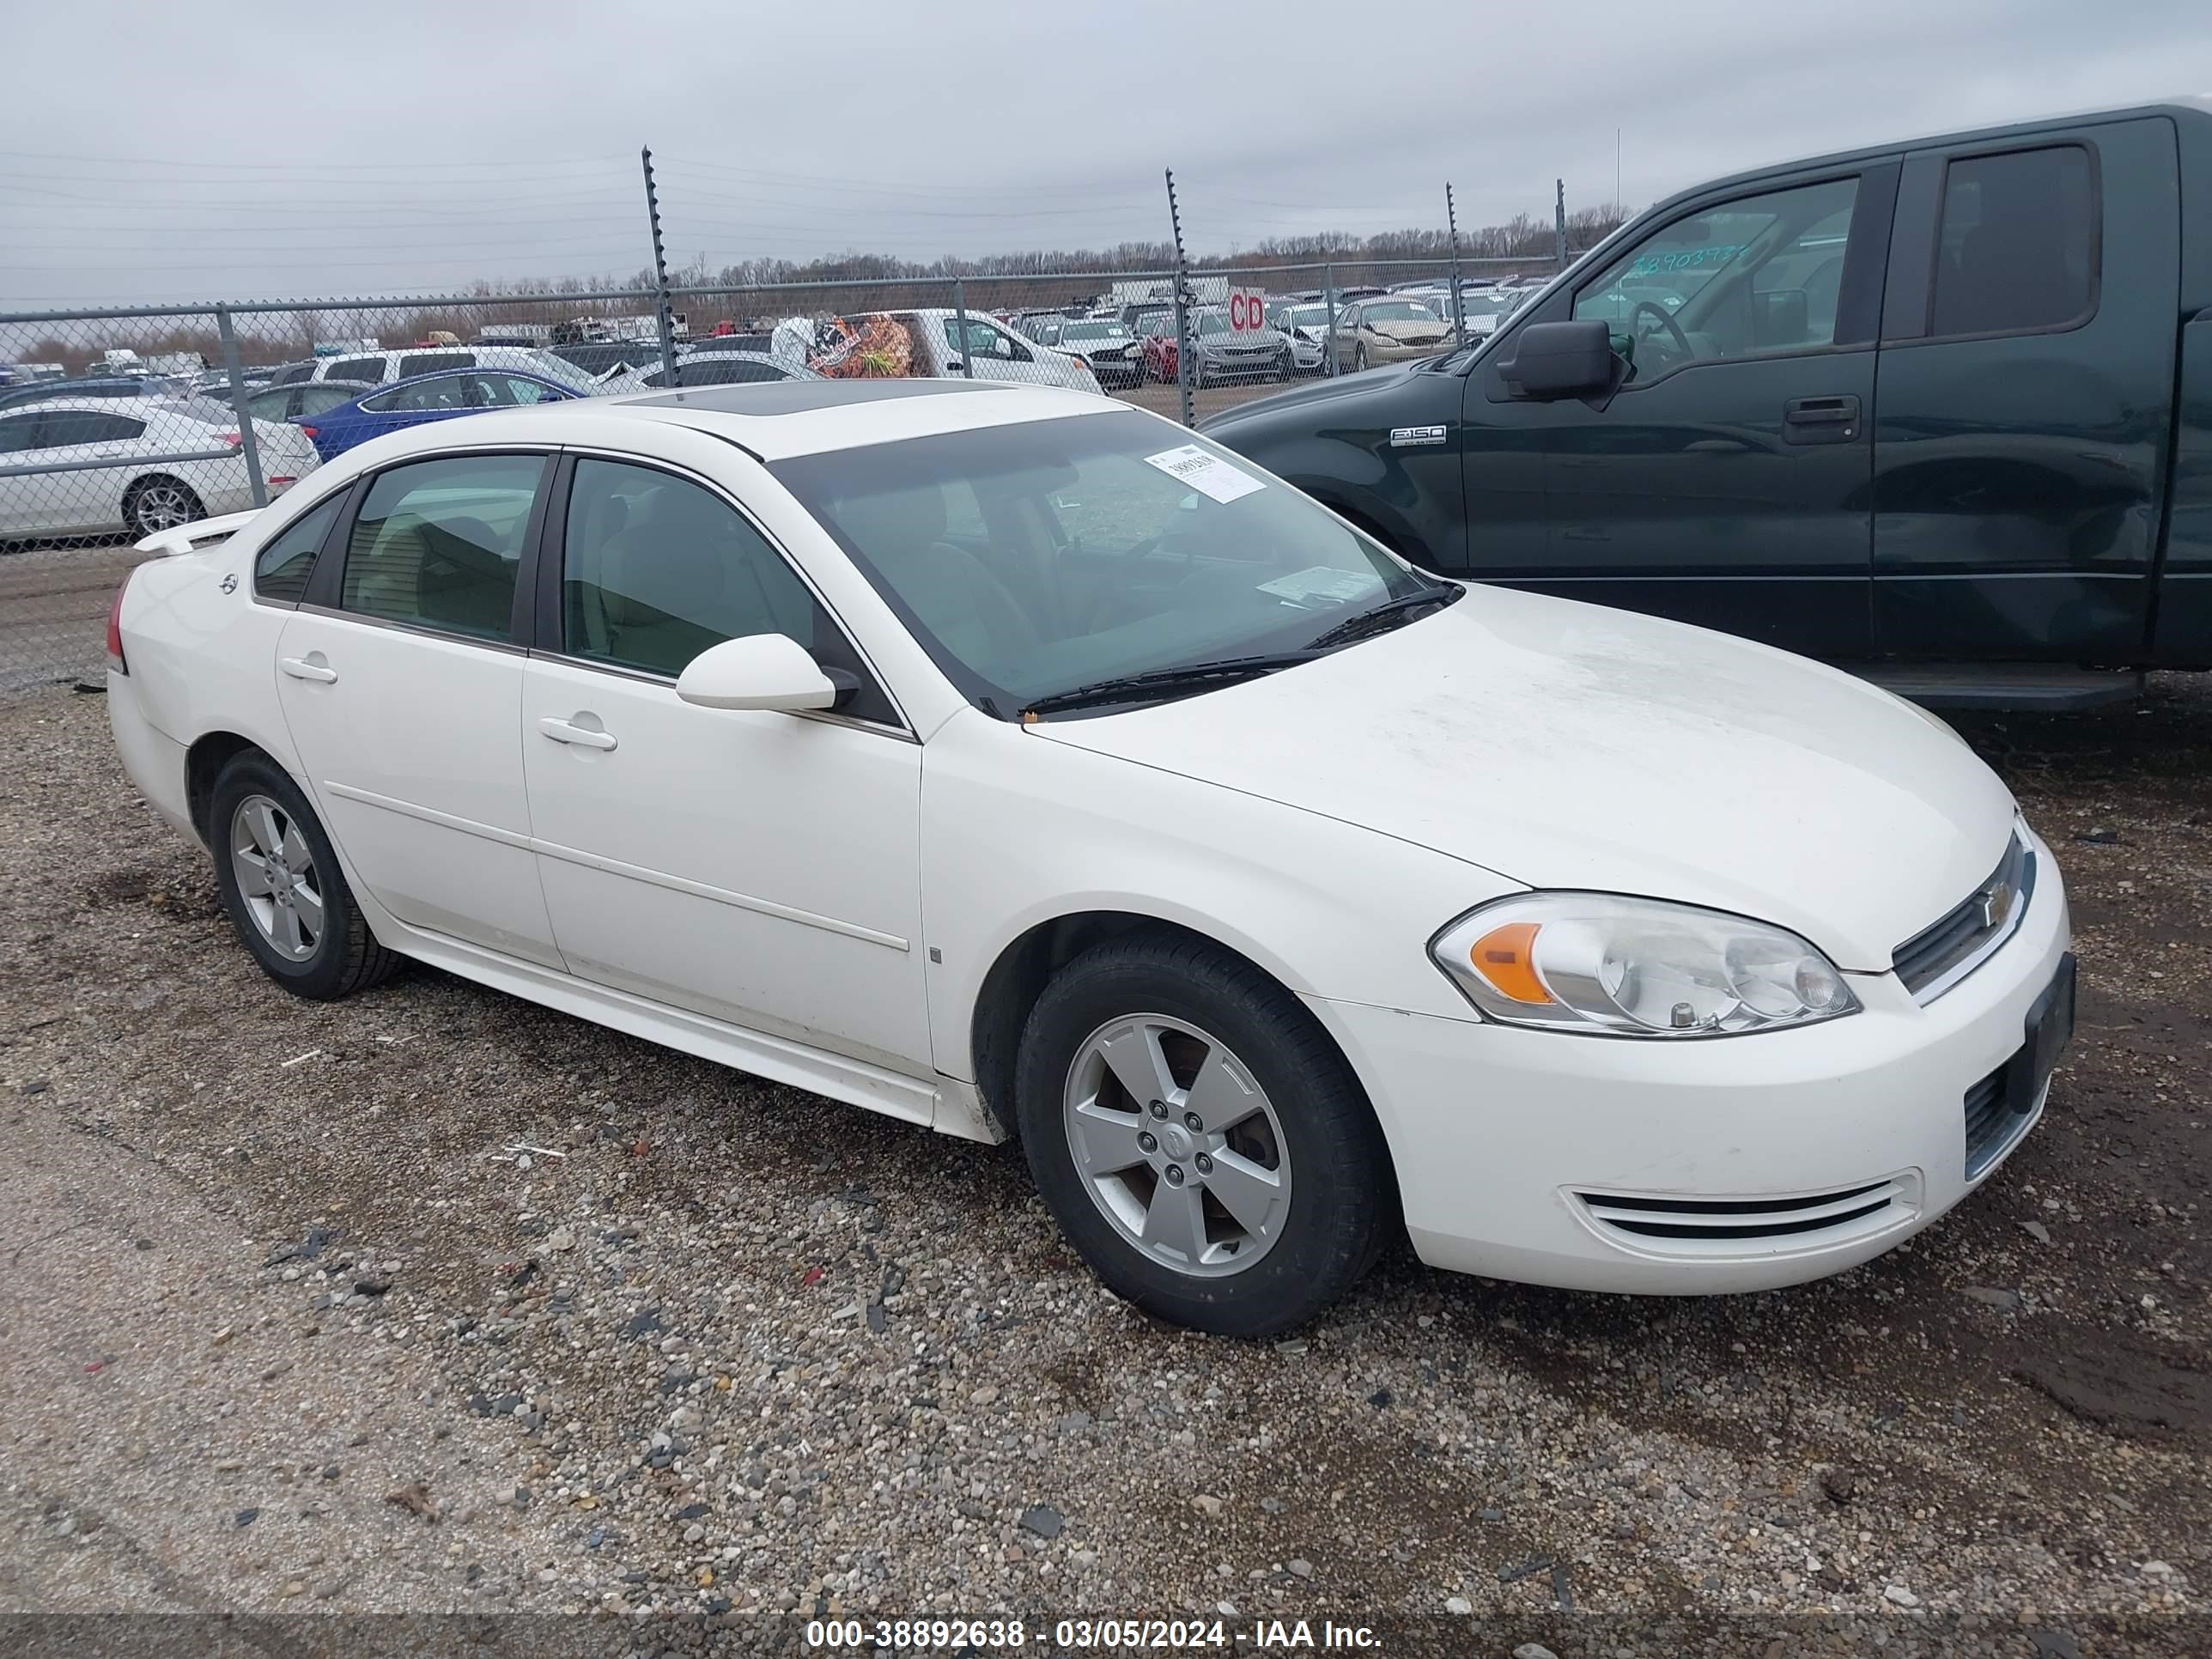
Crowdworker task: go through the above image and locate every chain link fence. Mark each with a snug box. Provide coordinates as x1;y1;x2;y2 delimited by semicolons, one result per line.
0;252;1573;691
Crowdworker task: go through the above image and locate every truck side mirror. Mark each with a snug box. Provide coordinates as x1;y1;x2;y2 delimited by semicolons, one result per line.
1497;319;1618;397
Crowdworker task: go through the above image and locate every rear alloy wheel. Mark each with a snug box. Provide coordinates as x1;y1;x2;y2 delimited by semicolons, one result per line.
1017;932;1393;1336
124;476;204;538
210;750;402;1000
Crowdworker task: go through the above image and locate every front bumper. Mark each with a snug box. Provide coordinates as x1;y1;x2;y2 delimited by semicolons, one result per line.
1303;833;2072;1294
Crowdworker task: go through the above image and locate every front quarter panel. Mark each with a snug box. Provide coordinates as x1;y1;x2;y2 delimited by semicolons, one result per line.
921;706;1517;1085
1205;369;1468;569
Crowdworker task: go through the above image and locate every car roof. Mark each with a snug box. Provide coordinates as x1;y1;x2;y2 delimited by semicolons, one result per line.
366;364;565;392
1644;96;2212;217
318;379;1134;467
10;395;194;415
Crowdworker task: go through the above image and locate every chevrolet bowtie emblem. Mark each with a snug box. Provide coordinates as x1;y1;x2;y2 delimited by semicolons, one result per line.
1979;882;2014;932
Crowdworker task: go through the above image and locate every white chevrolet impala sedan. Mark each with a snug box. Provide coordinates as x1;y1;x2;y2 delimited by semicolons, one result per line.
105;380;2074;1335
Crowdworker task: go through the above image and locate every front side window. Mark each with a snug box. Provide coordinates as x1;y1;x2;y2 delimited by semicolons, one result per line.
558;458;894;722
1929;146;2095;337
1574;176;1859;375
478;374;562;405
339;453;542;640
776;410;1438;716
253;495;342;604
944;319;1015;362
364;376;471;414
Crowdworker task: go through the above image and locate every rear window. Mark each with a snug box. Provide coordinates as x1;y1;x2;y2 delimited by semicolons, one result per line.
327;356;385;383
399;351;473;378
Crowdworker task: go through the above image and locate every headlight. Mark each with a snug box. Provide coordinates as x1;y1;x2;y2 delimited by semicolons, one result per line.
1429;893;1858;1038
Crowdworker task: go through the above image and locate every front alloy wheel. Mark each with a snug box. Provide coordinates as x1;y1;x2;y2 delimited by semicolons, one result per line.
1064;1013;1292;1277
1016;930;1395;1336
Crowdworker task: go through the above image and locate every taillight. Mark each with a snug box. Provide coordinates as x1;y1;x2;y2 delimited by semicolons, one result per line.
106;570;131;672
218;430;243;448
299;425;318;441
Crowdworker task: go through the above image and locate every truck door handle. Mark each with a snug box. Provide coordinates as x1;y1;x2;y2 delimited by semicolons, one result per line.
538;715;617;751
278;654;337;684
1783;394;1860;445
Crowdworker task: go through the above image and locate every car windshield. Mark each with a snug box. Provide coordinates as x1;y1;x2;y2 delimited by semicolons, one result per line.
1060;322;1131;342
774;410;1440;717
1279;306;1333;329
1359;301;1442;324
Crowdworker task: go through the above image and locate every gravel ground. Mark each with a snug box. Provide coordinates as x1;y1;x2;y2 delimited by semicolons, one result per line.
0;673;2205;1651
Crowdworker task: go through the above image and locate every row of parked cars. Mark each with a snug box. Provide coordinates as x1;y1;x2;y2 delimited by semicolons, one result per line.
1006;277;1547;385
5;276;1537;542
0;337;840;543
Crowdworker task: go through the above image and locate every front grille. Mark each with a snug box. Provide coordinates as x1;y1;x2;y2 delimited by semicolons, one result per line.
1893;832;2033;1000
1575;1179;1911;1255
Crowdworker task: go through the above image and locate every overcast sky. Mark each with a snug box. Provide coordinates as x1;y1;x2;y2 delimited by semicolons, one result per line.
1;0;2205;309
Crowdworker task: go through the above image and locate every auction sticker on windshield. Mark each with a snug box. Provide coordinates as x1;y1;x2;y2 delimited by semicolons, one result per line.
1144;444;1264;505
1257;566;1382;605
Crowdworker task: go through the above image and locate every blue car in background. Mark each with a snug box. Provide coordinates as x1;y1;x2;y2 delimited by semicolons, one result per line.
301;367;578;461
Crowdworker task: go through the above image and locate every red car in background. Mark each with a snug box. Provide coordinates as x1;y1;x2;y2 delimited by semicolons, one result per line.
1139;314;1182;384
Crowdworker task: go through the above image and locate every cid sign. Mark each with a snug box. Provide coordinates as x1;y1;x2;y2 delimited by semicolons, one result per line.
1227;287;1267;332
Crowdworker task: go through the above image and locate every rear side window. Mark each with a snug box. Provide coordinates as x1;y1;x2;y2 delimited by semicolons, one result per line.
41;410;144;445
1929;145;2095;337
400;351;473;378
253;496;342;605
339;453;542;641
327;356;385;383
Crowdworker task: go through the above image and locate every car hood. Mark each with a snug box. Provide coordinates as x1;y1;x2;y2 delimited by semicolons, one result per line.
1022;586;2016;969
1198;361;1420;428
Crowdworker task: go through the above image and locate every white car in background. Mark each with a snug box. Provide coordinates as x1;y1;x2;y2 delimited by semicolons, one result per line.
104;382;2070;1336
1;397;317;539
282;345;641;396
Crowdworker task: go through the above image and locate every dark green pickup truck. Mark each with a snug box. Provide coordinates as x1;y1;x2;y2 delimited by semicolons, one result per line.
1204;100;2212;708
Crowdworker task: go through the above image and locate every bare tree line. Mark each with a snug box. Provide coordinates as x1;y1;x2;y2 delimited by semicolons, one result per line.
8;204;1632;372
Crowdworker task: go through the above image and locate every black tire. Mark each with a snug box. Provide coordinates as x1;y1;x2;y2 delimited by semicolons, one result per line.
209;750;402;1000
122;476;205;538
1353;342;1370;372
1015;930;1395;1337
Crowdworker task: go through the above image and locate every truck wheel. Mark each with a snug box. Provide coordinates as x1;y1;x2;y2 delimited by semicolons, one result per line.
1015;931;1394;1337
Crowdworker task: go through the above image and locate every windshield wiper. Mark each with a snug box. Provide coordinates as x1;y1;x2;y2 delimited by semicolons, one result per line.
1305;584;1462;649
1021;652;1318;719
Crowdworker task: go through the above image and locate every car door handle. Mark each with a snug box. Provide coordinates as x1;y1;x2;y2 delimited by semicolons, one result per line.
278;655;337;684
537;716;617;751
1783;394;1861;445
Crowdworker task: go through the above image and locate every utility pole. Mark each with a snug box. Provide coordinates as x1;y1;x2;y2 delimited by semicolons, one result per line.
1554;179;1568;271
641;146;678;381
1444;183;1466;346
1164;167;1194;428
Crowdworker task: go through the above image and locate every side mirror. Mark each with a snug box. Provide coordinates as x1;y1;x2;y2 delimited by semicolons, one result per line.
1753;287;1810;349
1496;319;1617;397
676;634;838;712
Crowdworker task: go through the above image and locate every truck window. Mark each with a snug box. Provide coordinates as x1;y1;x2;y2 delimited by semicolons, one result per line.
1928;145;2095;338
1571;176;1859;374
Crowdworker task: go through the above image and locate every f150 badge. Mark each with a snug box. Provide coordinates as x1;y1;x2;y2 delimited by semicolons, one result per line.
1389;425;1447;447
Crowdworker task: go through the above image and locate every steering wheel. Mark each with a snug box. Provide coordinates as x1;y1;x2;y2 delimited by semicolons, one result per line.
1631;299;1692;359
